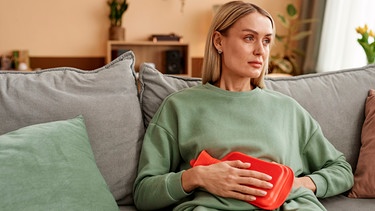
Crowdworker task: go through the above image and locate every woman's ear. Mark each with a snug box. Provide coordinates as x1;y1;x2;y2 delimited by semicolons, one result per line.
213;31;222;52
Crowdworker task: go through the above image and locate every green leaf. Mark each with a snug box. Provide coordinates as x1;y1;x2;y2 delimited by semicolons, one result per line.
291;31;312;41
275;34;285;42
277;59;294;73
292;48;305;57
270;53;282;60
287;4;297;17
278;14;286;24
298;18;318;25
277;14;289;28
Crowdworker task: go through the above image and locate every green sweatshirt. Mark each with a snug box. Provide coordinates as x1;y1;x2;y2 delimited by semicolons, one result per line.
133;83;353;211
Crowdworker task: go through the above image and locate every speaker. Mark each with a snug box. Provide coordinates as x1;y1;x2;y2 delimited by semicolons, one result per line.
111;49;129;61
166;50;184;74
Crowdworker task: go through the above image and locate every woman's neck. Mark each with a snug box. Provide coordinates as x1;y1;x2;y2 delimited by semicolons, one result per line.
215;78;253;92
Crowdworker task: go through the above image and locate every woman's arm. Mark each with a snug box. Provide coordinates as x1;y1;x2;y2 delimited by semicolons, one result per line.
302;125;354;197
133;122;187;210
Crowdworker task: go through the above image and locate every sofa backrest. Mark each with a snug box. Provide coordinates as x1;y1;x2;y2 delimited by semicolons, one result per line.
265;65;375;170
139;63;375;170
0;51;144;206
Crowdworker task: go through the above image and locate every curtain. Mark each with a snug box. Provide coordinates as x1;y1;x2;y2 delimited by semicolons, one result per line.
301;0;326;74
315;0;375;72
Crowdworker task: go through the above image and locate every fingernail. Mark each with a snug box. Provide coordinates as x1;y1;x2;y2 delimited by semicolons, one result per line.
267;182;273;188
260;190;267;196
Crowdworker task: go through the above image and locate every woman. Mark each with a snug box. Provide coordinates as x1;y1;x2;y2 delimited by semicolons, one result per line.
133;1;353;210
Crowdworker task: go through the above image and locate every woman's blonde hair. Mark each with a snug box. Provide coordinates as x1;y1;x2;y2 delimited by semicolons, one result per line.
201;1;275;88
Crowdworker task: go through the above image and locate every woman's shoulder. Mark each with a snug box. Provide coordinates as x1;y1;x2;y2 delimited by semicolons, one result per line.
262;88;314;117
261;88;305;109
159;84;205;105
262;88;295;101
150;84;204;123
166;84;205;98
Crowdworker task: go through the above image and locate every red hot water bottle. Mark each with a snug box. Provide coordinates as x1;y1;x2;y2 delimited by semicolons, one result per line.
190;150;294;210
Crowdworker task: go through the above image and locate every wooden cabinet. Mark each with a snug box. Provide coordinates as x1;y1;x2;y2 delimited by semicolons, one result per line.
107;41;190;76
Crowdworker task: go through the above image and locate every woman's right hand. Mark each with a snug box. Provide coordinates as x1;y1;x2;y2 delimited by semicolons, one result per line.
181;160;273;202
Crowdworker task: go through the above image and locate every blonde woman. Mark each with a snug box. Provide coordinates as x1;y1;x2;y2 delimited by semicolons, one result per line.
133;1;353;210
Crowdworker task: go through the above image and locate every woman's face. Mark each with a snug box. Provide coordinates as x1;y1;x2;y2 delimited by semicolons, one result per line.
217;12;273;83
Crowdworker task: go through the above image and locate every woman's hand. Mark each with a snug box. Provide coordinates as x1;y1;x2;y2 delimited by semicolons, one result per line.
293;176;317;193
181;160;273;202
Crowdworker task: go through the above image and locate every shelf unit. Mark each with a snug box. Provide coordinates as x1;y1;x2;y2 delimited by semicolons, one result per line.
107;41;190;76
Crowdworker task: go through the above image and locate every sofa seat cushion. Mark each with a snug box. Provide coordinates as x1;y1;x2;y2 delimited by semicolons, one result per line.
0;116;118;210
320;195;375;211
0;51;144;205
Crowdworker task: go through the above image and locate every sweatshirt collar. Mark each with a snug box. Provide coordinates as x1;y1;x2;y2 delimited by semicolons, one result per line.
203;83;261;97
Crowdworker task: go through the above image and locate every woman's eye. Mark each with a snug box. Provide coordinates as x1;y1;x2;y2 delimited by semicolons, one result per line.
245;35;255;41
263;39;271;44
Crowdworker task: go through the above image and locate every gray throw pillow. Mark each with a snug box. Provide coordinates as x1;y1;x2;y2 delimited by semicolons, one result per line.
139;63;201;127
0;51;144;205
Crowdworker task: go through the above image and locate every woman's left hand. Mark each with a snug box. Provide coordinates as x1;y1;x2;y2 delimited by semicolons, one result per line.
293;176;316;193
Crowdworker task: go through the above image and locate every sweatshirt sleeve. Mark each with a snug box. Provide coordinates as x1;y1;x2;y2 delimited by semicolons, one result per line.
133;101;190;210
301;122;354;198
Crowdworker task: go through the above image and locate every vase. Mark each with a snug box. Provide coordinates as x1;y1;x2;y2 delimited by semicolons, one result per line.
109;26;125;41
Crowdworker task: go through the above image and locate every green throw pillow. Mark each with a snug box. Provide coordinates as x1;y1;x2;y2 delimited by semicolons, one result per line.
0;115;118;211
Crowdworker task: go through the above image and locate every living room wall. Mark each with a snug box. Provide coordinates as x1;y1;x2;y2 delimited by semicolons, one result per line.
0;0;300;65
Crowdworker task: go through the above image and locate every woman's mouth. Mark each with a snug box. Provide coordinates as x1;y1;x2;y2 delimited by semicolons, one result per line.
249;61;262;68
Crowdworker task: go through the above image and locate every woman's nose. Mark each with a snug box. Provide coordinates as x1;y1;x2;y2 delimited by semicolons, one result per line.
253;41;265;55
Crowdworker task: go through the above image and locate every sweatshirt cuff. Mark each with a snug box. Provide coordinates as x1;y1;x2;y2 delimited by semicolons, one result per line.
166;171;191;201
308;174;328;197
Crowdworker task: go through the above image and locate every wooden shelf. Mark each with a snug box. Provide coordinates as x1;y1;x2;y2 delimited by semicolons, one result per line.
107;41;190;76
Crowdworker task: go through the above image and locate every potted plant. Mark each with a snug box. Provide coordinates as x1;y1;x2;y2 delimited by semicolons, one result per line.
108;0;129;40
355;24;375;64
269;4;315;75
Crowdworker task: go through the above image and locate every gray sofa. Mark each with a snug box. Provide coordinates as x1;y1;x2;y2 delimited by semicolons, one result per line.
0;51;374;210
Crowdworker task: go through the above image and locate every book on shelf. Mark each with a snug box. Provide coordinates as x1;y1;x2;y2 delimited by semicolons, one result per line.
150;33;183;42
